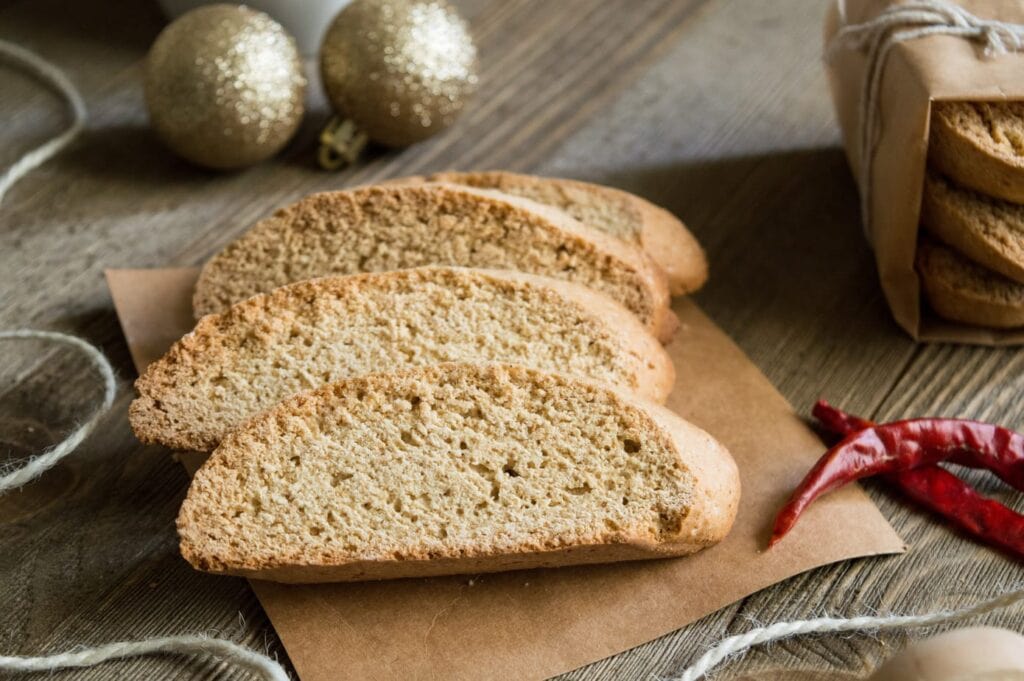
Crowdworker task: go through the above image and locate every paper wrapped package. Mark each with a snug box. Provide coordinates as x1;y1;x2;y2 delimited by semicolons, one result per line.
825;0;1024;344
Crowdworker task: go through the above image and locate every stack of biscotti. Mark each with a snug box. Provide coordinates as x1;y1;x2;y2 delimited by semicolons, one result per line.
131;173;741;583
192;180;701;341
920;102;1024;328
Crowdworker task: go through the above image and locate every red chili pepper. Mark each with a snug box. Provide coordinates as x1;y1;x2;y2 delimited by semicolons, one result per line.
890;466;1024;561
770;414;1024;545
770;400;1024;562
812;401;1024;491
811;401;1024;560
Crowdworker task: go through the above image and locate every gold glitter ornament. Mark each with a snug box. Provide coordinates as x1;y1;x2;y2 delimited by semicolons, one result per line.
144;4;306;170
318;0;478;166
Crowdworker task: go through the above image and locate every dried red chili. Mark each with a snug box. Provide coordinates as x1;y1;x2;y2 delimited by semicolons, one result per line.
889;466;1024;560
812;401;1024;491
769;401;1024;561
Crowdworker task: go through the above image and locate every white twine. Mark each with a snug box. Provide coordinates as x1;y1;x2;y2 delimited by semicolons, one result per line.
0;331;289;678
0;42;287;681
0;330;115;495
668;587;1024;681
0;635;289;680
825;0;1024;238
0;39;86;206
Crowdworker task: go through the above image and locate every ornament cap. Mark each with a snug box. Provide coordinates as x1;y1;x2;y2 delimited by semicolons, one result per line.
318;117;370;170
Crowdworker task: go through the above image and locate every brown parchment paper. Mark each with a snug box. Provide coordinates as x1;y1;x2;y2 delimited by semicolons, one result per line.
105;268;905;681
826;0;1024;345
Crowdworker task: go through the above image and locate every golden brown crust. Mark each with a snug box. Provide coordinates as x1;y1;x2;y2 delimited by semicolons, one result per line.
193;183;675;342
633;199;709;295
929;102;1024;204
640;400;741;547
920;172;1024;284
423;171;708;295
177;364;740;583
443;185;677;343
188;537;704;583
132;267;676;452
917;237;1024;329
482;268;676;402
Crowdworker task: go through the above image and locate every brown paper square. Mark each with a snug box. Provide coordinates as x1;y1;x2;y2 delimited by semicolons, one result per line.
826;0;1024;344
105;268;904;681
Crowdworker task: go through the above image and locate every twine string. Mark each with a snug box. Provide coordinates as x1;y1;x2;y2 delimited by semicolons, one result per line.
0;40;86;206
0;635;288;680
0;331;289;678
825;0;1024;238
0;330;115;494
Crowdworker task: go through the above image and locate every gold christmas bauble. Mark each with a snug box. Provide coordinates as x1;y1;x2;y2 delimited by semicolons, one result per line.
144;4;307;170
320;0;478;149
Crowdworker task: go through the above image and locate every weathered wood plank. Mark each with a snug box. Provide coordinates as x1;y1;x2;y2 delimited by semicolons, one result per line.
546;0;1023;678
1;0;1020;679
0;1;747;679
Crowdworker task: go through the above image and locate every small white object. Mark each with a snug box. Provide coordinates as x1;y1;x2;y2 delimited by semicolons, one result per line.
668;587;1024;681
156;0;352;55
867;627;1024;681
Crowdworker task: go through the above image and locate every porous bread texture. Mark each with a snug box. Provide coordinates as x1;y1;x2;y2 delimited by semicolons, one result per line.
421;171;708;295
193;183;676;341
916;236;1024;328
131;267;676;452
177;363;740;583
921;172;1024;284
929;101;1024;204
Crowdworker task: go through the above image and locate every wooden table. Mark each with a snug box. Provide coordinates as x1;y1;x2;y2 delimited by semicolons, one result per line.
1;0;1021;678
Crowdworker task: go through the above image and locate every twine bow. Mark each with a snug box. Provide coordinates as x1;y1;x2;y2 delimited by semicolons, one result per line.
827;0;1024;237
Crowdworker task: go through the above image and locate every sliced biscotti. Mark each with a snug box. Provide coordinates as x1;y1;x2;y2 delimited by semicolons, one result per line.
131;267;676;452
193;183;675;341
177;363;740;583
921;172;1024;284
420;171;707;295
930;101;1024;204
917;237;1024;328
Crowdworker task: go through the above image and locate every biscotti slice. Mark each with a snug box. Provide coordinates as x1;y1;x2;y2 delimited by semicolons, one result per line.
921;172;1024;284
930;101;1024;203
917;237;1024;328
193;183;675;341
131;267;676;452
177;363;740;583
420;171;707;295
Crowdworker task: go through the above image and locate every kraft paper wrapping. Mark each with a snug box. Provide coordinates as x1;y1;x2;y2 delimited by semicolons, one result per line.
826;0;1024;344
106;268;904;681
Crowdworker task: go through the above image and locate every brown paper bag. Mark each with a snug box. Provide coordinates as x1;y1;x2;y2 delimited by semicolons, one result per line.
825;0;1024;344
106;268;903;681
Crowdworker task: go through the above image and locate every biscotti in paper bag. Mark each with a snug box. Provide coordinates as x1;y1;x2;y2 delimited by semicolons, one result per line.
825;0;1024;343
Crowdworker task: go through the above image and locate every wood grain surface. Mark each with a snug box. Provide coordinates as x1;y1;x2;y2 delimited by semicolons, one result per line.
0;0;1021;679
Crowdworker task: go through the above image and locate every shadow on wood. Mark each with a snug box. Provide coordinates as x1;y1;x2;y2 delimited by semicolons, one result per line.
5;0;164;53
580;150;911;375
